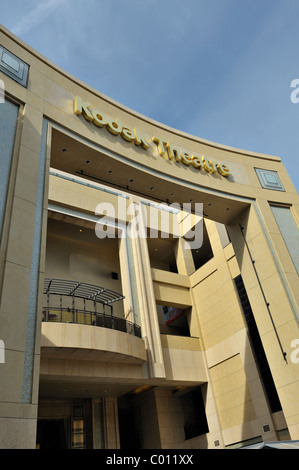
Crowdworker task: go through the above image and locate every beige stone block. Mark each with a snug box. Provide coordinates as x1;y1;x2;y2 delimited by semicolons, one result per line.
218;401;255;430
0;261;30;350
153;281;191;307
230;329;251;358
190;258;217;288
288;422;299;440
224;242;235;260
210;354;239;381
246;285;275;335
26;91;44;113
252;394;273;418
41;322;147;364
44;78;74;114
44;100;81;131
174;238;195;275
206;410;221;433
0;403;22;419
239;206;263;243
0;349;24;403
283;272;299;309
151;268;190;287
20;105;43;153
221;421;249;445
275;381;299;418
244;364;262;389
271;410;288;431
162;344;207;383
205;338;232;368
269;231;297;274
1;71;27;102
27;68;46;100
200;301;245;349
260;329;289;376
279;319;299;363
247;233;279;282
6;196;36;268
262;274;297;326
48;174;125;217
14;146;41;205
0;417;37;449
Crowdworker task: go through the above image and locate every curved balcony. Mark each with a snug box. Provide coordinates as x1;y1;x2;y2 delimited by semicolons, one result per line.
42;278;141;338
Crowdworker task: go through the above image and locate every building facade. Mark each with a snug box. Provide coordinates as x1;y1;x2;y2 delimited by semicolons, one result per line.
0;25;299;449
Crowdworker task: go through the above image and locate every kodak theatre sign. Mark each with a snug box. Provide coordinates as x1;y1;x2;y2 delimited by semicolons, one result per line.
74;96;230;177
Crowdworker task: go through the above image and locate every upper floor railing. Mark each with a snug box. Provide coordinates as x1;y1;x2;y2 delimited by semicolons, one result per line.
42;278;141;338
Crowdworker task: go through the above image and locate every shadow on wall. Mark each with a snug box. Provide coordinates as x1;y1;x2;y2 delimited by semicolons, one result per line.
224;207;285;446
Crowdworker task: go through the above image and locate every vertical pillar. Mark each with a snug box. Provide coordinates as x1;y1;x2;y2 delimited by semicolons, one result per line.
0;102;47;448
103;398;120;449
127;198;166;379
227;203;299;440
174;238;195;276
118;236;135;324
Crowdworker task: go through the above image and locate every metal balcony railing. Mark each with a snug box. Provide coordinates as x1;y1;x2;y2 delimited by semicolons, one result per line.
42;307;141;338
42;278;141;338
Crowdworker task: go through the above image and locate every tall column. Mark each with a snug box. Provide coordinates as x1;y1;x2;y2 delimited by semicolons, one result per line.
126;198;166;379
118;235;135;324
174;238;195;276
227;203;299;439
0;101;47;448
103;398;120;449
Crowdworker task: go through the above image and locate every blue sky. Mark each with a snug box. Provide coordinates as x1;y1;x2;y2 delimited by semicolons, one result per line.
1;0;299;191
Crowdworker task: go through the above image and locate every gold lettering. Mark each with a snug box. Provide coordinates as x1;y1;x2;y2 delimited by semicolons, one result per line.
74;96;93;121
121;127;135;142
73;98;231;177
181;152;192;165
166;143;181;162
152;137;167;156
107;117;122;135
134;128;150;149
216;163;230;176
92;109;106;127
192;155;204;169
202;156;217;173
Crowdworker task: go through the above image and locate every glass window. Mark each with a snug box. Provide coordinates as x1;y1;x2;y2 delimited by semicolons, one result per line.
271;205;299;275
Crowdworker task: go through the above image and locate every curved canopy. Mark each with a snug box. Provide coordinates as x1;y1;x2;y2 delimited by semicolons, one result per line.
241;440;299;449
43;278;125;305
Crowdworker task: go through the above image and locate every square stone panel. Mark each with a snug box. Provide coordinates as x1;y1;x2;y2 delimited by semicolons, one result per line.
255;168;285;191
0;45;29;87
